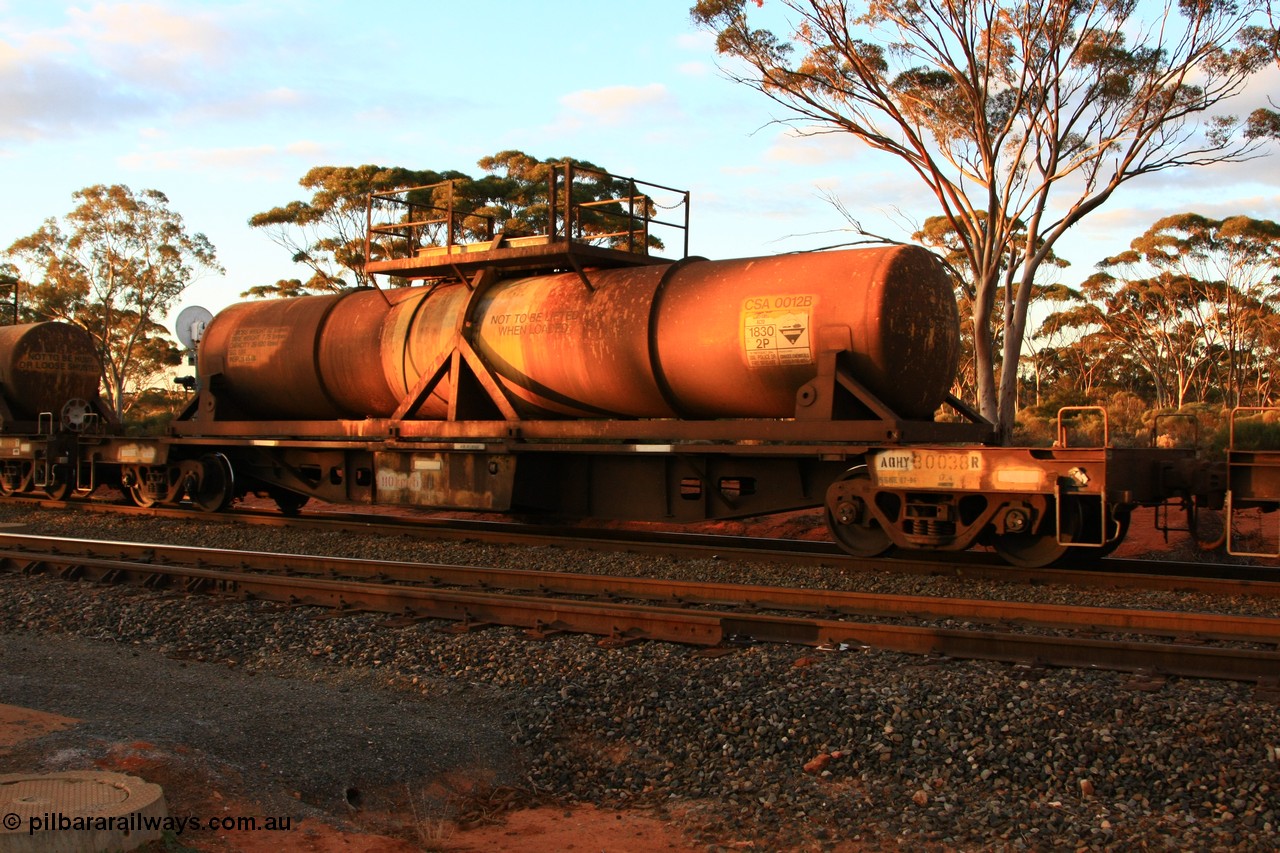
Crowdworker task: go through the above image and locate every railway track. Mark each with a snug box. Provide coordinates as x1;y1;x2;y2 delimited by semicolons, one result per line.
36;496;1280;595
3;532;1278;683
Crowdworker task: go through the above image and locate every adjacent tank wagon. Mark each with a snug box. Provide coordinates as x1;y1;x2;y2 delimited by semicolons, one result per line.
0;321;115;500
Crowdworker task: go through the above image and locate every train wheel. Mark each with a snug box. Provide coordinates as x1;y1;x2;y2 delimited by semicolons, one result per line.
123;467;157;508
191;453;234;513
125;482;156;508
1060;505;1132;561
993;499;1083;568
269;488;309;516
825;466;895;558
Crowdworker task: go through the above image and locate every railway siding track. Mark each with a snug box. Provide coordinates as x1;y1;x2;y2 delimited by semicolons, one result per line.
3;533;1278;683
45;498;1280;594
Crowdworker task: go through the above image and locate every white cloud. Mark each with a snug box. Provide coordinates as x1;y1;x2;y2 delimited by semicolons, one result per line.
559;83;677;127
0;58;154;141
0;1;238;142
763;129;870;166
66;2;231;81
177;86;315;125
117;141;331;176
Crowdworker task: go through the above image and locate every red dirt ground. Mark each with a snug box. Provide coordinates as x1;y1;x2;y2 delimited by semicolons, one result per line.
0;703;705;851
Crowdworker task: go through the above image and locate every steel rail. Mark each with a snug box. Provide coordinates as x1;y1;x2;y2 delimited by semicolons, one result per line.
26;498;1280;596
2;534;1274;644
1;534;1277;682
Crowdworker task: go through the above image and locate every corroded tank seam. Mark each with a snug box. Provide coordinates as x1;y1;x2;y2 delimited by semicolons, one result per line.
398;280;444;403
470;337;635;418
313;290;364;418
647;256;707;419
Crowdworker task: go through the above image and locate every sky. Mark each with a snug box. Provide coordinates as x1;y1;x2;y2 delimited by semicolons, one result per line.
2;0;1278;337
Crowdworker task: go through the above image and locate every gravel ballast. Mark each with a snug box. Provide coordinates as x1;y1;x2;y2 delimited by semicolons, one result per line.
0;502;1278;850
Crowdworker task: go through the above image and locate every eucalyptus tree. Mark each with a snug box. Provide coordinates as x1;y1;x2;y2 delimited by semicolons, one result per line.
1034;290;1120;403
1101;214;1280;407
1077;271;1222;409
247;152;653;298
246;164;465;297
912;213;1069;407
693;0;1279;438
4;185;221;419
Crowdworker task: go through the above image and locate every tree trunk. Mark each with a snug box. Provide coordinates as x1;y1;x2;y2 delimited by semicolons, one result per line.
997;284;1032;445
971;307;999;427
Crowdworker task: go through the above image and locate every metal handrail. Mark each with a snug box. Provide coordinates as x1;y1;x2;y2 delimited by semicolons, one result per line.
1229;406;1280;451
365;181;496;260
364;163;690;269
1055;406;1109;448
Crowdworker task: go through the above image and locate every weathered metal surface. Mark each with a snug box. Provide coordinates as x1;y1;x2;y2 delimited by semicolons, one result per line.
869;446;1107;495
194;245;959;424
470;265;673;417
373;450;516;509
318;287;419;416
1230;451;1280;501
654;246;958;419
44;534;1270;642
0;437;34;459
199;288;434;421
90;438;169;465
829;445;1220;559
385;282;471;418
198;293;359;420
169;414;994;444
363;164;689;279
1226;407;1280;503
1223;408;1280;557
25;506;1280;592
0;323;101;421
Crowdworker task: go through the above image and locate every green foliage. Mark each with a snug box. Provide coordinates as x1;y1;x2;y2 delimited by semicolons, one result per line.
1140;403;1223;450
123;386;190;435
239;278;312;300
247;151;658;299
247;165;460;295
1011;406;1111;447
4;184;220;419
1014;399;1235;449
1055;213;1280;410
1209;409;1280;453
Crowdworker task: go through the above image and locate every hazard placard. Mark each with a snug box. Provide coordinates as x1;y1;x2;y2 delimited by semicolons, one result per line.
742;295;814;368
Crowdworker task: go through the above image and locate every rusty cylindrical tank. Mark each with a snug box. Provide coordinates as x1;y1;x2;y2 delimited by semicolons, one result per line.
198;245;959;421
196;288;418;419
653;247;959;418
0;322;102;421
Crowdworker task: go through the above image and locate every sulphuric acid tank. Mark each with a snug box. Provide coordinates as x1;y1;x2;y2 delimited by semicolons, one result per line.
0;322;102;420
197;245;959;421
